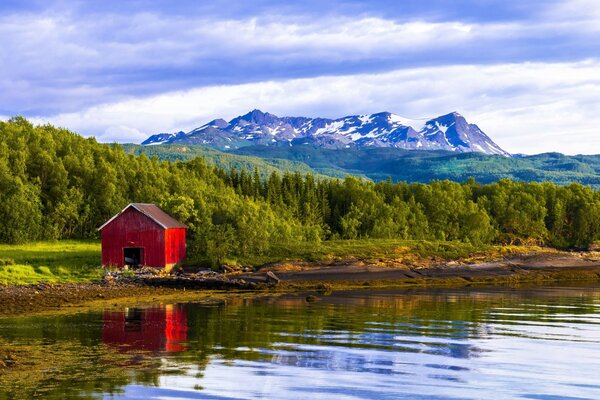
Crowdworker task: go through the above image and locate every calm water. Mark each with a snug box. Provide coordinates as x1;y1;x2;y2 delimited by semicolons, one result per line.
1;285;600;399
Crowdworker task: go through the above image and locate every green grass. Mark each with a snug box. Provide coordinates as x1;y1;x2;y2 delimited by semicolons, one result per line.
0;241;102;285
189;239;506;269
0;239;537;284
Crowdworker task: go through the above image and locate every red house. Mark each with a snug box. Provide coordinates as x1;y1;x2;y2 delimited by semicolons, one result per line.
99;203;187;270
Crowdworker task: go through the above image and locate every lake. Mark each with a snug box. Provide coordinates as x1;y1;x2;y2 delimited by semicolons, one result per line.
1;284;600;399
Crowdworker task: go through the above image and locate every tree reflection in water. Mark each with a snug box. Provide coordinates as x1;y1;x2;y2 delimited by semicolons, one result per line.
0;285;599;399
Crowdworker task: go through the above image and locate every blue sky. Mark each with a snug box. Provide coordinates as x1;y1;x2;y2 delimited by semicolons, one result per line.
1;0;600;153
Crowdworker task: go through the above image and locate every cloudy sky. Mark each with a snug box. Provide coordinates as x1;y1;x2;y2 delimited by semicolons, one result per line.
1;0;600;154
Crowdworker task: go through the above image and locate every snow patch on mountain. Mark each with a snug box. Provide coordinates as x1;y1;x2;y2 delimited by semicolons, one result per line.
141;110;510;156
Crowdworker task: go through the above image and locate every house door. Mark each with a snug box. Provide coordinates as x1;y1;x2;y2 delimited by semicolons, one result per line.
124;247;144;267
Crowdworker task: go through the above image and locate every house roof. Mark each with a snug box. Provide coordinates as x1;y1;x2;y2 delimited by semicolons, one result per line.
98;203;188;231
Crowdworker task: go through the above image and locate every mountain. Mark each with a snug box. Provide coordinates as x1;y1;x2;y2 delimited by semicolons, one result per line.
141;131;186;145
141;109;510;156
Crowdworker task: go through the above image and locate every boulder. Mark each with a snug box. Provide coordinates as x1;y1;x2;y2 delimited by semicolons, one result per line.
588;242;600;252
265;271;281;285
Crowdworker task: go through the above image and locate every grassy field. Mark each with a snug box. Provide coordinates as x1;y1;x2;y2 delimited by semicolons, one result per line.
0;241;102;285
191;239;539;270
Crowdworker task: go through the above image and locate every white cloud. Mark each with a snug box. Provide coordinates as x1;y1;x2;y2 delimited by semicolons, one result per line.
33;60;600;155
97;125;146;143
3;8;599;115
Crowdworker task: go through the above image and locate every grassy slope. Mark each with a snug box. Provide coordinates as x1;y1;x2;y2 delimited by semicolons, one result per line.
126;143;600;187
188;239;541;271
122;143;353;179
232;146;600;187
0;241;101;285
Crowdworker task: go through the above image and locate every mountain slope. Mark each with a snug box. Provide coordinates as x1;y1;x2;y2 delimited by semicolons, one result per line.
129;143;600;188
232;146;600;187
122;144;354;179
142;109;509;156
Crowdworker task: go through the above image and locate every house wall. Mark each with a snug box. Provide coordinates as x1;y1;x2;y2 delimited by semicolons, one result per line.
101;207;166;268
165;227;187;269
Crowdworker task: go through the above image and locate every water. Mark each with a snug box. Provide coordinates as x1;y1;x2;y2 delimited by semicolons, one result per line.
1;285;600;399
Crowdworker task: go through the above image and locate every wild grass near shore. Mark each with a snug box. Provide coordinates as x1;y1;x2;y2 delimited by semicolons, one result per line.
0;239;548;285
189;239;543;270
0;241;101;285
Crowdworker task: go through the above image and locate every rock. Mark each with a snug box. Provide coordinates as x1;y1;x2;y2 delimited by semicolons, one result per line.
588;242;600;252
305;295;319;302
265;271;280;285
219;264;242;274
136;266;160;276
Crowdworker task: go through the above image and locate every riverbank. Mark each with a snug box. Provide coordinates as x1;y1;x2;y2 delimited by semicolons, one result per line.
250;251;600;290
1;250;600;316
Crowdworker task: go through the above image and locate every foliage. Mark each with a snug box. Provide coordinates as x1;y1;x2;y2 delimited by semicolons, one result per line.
2;118;600;273
228;145;600;187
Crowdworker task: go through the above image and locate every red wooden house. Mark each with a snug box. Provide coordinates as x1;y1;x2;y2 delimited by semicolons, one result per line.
99;203;187;269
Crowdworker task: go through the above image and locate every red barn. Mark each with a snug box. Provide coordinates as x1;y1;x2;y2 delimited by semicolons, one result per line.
99;203;187;270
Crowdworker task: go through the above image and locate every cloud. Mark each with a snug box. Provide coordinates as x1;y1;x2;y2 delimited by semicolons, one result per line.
96;125;146;143
32;60;600;155
1;2;599;115
3;0;600;155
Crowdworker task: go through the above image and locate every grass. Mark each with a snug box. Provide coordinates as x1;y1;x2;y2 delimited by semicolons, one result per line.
0;238;550;285
0;241;102;285
190;239;543;269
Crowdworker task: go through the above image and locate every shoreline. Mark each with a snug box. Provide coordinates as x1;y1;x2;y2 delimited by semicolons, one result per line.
1;251;600;316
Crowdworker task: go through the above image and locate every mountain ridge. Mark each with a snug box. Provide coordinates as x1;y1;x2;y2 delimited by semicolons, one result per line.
142;109;510;156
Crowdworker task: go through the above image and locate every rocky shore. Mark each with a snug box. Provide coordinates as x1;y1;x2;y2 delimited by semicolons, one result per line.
1;251;600;316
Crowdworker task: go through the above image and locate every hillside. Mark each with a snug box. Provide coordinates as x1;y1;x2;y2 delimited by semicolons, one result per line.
130;143;600;188
233;146;600;187
122;144;353;179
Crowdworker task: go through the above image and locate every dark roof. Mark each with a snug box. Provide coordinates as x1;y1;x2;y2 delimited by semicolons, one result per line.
98;203;188;230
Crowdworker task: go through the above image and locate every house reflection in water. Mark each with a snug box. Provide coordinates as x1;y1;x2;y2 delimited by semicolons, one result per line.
102;304;188;352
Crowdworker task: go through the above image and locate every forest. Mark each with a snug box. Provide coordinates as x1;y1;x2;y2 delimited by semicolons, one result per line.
2;117;600;266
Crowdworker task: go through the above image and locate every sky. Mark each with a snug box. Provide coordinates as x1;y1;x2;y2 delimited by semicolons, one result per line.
1;0;600;154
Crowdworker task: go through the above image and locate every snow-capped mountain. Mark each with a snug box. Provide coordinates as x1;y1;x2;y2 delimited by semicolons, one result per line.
142;110;509;156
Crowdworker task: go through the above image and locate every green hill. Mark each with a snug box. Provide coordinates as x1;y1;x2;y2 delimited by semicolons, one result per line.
122;144;353;179
130;144;600;188
233;146;600;187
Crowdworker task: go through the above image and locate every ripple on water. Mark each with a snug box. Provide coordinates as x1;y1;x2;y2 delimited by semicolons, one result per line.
1;286;600;399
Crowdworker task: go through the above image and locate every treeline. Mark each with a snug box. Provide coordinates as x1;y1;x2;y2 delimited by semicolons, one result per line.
221;169;600;249
1;117;600;263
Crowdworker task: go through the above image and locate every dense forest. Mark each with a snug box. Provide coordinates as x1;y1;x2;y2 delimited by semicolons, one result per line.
2;117;600;265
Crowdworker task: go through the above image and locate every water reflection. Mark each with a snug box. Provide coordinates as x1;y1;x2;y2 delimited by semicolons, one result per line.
103;305;188;352
0;285;600;399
